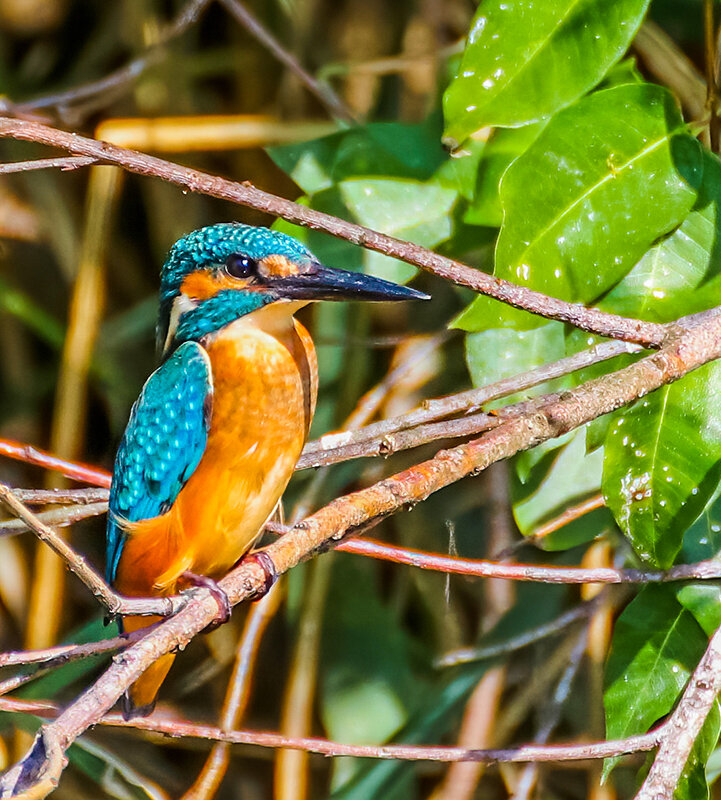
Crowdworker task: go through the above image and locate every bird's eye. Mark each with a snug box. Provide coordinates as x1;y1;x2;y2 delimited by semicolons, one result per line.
225;254;256;279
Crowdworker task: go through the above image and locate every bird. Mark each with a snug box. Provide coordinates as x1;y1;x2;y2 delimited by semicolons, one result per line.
105;222;428;718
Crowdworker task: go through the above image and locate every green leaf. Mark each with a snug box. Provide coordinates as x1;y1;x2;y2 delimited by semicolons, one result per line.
674;700;721;800
512;429;612;550
464;321;566;399
602;361;721;568
443;0;651;144
268;119;447;193
677;584;721;637
601;152;721;322
682;486;721;563
604;585;708;778
462;123;545;228
269;120;459;286
455;84;703;333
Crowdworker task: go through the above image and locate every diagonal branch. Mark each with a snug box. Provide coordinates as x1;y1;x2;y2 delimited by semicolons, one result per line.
1;307;720;798
635;620;721;798
0;116;666;346
0;485;184;618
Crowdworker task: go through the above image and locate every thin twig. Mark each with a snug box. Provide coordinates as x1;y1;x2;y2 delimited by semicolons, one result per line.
0;485;183;617
636;621;721;798
0;630;145;669
2;309;721;796
0;696;662;763
334;537;721;584
436;595;605;668
297;339;641;468
0;501;108;536
0;439;111;487
0;156;97;174
0;117;667;347
9;0;212;120
705;0;720;151
511;628;588;800
182;586;283;800
9;488;110;505
219;0;354;123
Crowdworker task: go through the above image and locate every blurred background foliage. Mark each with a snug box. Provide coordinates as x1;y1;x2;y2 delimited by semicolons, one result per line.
0;0;719;798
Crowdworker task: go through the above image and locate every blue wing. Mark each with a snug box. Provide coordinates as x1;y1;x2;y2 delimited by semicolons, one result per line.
106;341;213;583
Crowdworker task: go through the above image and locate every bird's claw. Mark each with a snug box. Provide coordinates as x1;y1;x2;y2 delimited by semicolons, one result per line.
180;571;231;631
243;550;278;599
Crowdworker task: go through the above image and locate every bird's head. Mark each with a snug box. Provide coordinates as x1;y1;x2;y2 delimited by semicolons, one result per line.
158;223;428;353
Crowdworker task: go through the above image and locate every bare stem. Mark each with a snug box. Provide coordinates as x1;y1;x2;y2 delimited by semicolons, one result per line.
0;117;666;347
0;485;183;618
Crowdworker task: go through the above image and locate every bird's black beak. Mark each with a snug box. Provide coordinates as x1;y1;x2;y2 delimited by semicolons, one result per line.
273;264;430;302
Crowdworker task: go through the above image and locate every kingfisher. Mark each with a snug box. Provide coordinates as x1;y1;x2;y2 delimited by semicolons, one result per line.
105;223;427;717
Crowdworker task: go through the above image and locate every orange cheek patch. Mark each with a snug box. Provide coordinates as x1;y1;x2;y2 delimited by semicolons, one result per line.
260;254;301;278
181;271;224;300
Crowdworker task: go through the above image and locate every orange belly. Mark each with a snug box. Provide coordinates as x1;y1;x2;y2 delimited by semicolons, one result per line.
114;304;317;598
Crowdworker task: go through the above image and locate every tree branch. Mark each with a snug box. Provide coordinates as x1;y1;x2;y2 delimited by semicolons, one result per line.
635;621;721;798
0;117;666;346
0;696;661;764
1;307;720;797
219;0;354;123
6;0;212;121
0;485;184;618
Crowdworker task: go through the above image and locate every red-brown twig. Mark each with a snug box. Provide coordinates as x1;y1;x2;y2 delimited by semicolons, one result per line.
219;0;354;123
0;696;661;764
0;485;183;617
0;439;111;487
1;306;720;798
0;117;666;347
334;538;721;584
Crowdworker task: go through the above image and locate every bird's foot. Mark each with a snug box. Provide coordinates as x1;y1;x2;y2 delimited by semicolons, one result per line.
180;571;231;631
242;550;278;600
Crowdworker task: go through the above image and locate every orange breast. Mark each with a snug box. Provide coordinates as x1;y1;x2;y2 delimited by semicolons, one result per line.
114;303;317;597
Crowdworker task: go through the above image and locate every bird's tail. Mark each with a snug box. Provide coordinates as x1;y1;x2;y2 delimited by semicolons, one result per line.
120;614;176;719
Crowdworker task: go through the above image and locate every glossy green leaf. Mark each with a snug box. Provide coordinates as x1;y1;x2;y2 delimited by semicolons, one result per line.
464;321;566;398
603;362;721;568
455;84;704;333
677;584;721;637
270;120;458;285
443;0;651;145
462;123;544;228
268;119;447;192
513;430;613;550
682;486;721;563
601;153;721;322
674;700;721;800
604;585;708;778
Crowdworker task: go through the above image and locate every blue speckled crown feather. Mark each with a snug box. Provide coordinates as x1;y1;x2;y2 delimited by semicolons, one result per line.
158;223;315;349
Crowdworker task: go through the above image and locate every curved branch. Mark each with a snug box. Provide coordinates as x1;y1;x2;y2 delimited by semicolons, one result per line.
0;117;666;346
0;309;719;798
